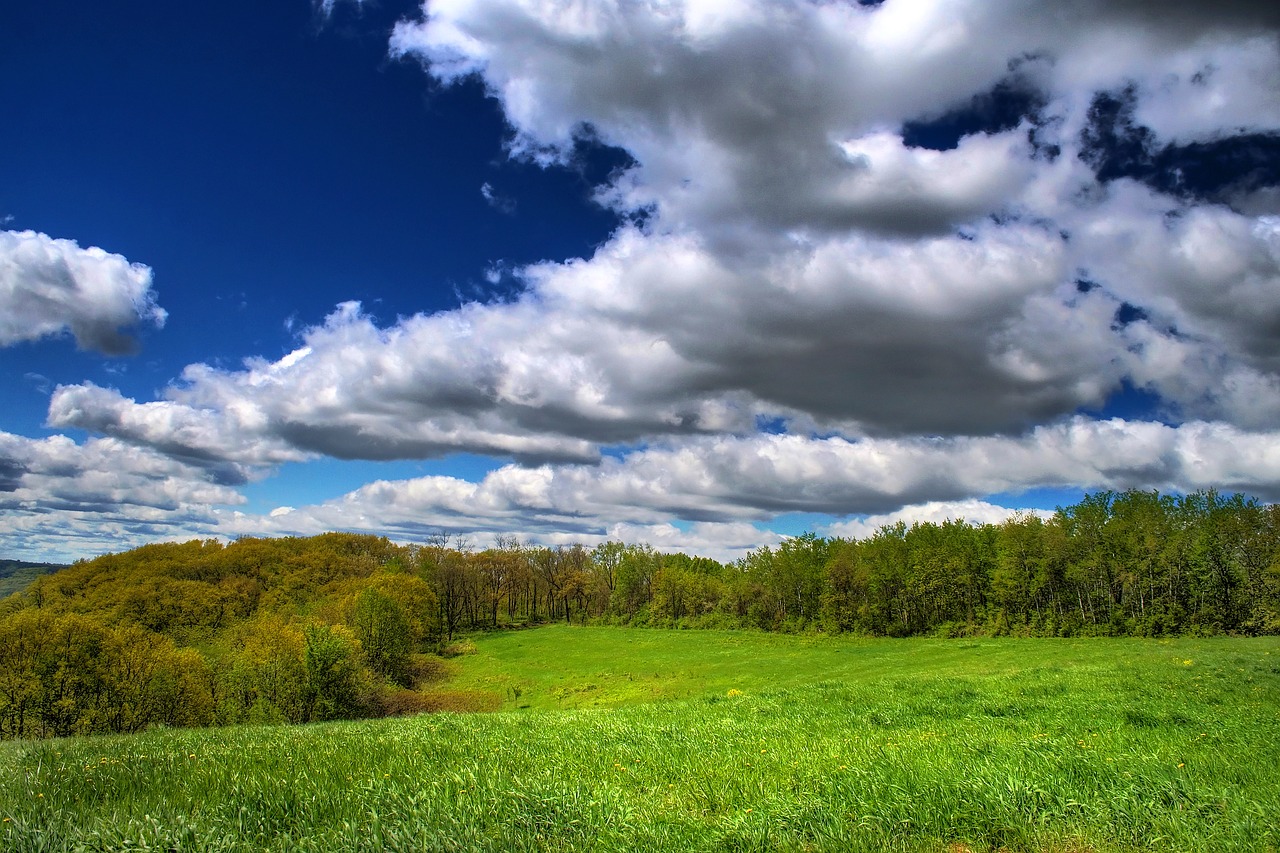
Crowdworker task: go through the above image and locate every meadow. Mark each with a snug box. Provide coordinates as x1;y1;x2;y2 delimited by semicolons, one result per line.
2;626;1278;852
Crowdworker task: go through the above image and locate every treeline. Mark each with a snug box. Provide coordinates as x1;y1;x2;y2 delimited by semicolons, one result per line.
2;490;1279;739
381;489;1280;639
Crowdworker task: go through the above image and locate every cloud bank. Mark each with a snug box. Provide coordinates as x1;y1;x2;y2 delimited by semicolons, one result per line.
11;0;1280;560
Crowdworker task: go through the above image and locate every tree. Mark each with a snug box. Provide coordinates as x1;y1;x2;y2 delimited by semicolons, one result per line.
421;536;476;640
219;616;308;724
591;541;627;616
613;544;659;621
821;539;866;633
993;514;1046;622
302;623;364;720
352;587;412;686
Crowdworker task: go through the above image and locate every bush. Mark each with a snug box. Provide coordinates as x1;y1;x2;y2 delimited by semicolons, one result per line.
441;639;477;658
407;653;457;686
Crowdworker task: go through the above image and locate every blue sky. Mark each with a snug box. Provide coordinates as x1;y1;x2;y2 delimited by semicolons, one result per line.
3;0;1279;562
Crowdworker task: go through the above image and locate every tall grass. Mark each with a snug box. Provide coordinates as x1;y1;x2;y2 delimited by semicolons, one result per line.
2;629;1277;852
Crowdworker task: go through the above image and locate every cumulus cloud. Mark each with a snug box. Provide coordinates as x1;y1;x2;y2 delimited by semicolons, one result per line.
51;220;1092;462
392;1;1280;235
0;230;165;355
46;382;311;483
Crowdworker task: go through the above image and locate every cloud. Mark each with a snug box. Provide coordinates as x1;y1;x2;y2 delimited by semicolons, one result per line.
46;382;310;484
222;417;1280;555
0;230;166;355
315;0;364;18
47;191;1278;464
0;429;247;561
823;500;1055;542
392;1;1280;238
9;414;1280;563
480;182;517;214
394;0;1037;242
0;431;243;513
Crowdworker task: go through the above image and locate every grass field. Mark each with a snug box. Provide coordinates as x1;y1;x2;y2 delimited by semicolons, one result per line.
2;627;1278;852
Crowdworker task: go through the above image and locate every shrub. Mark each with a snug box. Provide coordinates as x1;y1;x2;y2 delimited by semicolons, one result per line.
407;653;457;685
441;639;477;658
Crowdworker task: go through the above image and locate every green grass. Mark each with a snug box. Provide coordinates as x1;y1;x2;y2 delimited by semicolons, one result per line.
3;627;1278;852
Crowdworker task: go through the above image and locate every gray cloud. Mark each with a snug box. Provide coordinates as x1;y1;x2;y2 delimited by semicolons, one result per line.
0;456;24;492
1083;0;1280;34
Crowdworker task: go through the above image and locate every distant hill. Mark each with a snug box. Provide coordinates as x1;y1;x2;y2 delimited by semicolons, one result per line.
0;559;67;598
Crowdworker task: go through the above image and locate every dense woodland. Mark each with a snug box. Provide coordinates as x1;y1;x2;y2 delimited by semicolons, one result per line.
2;489;1279;739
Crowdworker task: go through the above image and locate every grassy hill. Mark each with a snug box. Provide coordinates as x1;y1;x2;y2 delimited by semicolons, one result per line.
3;627;1278;852
0;559;65;599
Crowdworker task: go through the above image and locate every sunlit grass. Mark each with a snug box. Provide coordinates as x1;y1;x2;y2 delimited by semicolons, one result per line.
2;628;1278;852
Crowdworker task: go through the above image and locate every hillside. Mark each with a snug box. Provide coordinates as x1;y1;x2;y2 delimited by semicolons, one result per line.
0;559;65;599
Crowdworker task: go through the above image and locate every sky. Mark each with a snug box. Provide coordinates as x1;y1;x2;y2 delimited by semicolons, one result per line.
3;0;1280;564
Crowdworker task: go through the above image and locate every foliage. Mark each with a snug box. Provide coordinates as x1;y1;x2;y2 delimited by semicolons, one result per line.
0;534;440;738
351;588;412;686
0;609;211;739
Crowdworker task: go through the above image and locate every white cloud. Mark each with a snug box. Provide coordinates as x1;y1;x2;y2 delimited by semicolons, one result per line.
1126;36;1280;143
0;230;166;355
480;182;516;214
44;220;1099;461
393;0;1280;238
316;0;364;18
46;382;309;483
824;500;1055;542
0;431;243;511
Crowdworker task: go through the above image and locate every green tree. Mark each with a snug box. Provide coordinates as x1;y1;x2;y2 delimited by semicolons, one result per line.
352;587;411;685
303;623;365;720
217;616;307;724
820;539;865;633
